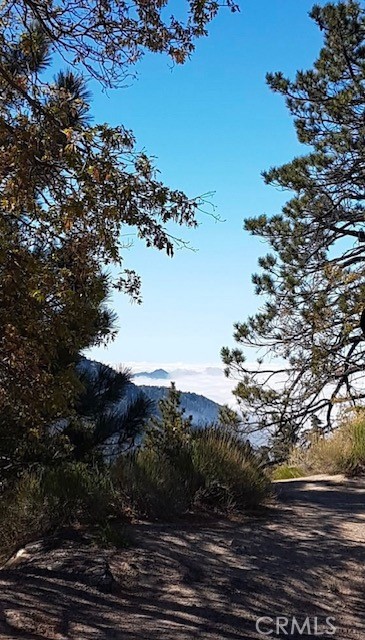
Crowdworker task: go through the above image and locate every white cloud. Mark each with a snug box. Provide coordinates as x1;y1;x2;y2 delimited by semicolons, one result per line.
105;361;238;406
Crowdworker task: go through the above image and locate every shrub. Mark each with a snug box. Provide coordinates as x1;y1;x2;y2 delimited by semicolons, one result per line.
114;383;202;519
301;411;365;477
192;428;270;510
114;387;270;519
114;447;202;519
0;462;119;561
114;427;270;519
0;472;46;560
41;462;118;524
271;465;306;480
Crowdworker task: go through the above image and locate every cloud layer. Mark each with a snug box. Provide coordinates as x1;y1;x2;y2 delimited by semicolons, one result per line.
112;362;238;407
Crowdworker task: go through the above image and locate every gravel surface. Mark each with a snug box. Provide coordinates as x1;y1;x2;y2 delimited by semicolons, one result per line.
0;475;364;639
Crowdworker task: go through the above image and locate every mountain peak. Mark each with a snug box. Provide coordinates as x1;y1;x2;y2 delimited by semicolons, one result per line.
134;368;170;380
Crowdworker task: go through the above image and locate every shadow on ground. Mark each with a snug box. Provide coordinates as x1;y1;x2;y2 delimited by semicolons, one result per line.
0;475;364;639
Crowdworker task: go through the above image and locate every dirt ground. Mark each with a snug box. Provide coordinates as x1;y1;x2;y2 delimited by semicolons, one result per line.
0;475;364;639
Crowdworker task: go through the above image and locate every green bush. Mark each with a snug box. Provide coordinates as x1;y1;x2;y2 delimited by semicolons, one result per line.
41;462;117;524
115;447;202;519
346;417;365;476
0;462;119;561
271;465;306;480
115;427;270;518
114;383;202;519
0;472;46;560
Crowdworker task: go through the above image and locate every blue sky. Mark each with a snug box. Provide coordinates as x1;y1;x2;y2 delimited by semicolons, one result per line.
87;0;326;368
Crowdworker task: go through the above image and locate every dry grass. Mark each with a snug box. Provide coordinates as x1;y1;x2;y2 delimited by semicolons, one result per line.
114;427;270;519
0;463;119;561
271;465;306;480
283;410;365;478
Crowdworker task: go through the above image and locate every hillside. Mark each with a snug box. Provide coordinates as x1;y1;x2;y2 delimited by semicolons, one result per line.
138;385;220;426
80;359;221;427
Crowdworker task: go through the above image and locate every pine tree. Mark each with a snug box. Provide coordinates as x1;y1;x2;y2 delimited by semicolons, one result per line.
0;3;237;474
223;2;365;450
0;1;238;87
146;383;193;457
63;363;153;463
218;405;242;434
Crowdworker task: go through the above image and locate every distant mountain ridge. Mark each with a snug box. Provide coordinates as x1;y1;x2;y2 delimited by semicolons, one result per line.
80;359;221;426
138;385;220;426
133;367;223;380
134;368;170;380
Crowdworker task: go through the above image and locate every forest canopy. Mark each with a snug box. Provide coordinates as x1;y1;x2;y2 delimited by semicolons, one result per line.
223;1;365;454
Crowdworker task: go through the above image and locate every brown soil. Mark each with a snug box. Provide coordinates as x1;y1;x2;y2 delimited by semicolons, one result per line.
0;475;364;639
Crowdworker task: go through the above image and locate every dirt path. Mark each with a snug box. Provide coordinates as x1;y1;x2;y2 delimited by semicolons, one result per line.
0;475;364;639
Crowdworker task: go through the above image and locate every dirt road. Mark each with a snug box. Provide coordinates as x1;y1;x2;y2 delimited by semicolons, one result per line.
0;475;364;639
